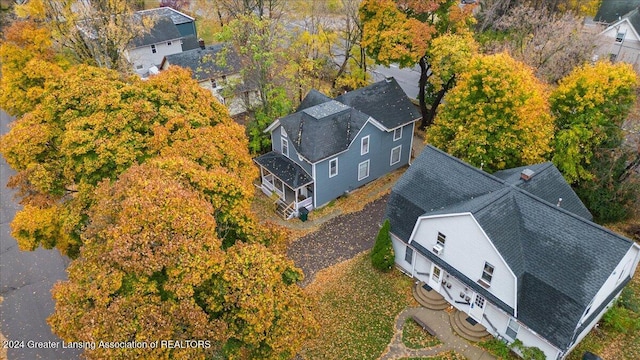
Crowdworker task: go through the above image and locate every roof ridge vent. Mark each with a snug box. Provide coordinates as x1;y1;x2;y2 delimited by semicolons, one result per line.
297;119;304;147
521;168;535;181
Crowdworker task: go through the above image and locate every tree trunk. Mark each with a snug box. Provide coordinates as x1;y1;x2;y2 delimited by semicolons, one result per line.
418;56;430;129
425;75;455;127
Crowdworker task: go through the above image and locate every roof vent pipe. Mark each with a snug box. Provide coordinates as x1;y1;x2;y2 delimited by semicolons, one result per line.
557;198;563;207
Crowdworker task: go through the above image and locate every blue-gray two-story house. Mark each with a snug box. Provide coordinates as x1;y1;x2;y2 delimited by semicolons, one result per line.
254;78;421;219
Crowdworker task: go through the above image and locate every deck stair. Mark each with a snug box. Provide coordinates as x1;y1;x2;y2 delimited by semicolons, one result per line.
276;200;295;220
413;282;449;311
449;309;491;342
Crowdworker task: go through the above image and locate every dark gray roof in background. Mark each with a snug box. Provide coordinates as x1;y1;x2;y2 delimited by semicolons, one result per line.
139;6;194;25
254;152;312;189
335;78;421;129
164;43;242;80
297;90;332;111
130;16;182;47
385;145;634;350
280;101;369;163
594;0;640;23
493;163;592;220
180;35;200;51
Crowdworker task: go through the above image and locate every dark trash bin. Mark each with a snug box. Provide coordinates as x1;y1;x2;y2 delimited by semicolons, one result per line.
582;352;603;360
299;207;309;222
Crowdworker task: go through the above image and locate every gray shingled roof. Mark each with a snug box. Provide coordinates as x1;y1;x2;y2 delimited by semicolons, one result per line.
254;152;312;189
297;90;332;112
131;16;182;47
335;77;421;129
493;163;592;220
385;145;635;350
594;0;640;23
164;43;242;81
138;6;194;25
280;101;369;163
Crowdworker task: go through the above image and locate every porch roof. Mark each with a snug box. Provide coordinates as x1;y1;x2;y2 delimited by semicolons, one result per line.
254;151;313;190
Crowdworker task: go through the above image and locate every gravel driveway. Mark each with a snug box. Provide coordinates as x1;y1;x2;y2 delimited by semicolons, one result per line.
287;194;389;287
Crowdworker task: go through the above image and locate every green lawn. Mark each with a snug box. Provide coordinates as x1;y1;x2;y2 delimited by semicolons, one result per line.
300;252;416;359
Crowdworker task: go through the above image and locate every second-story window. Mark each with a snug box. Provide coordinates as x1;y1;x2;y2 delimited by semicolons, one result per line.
361;136;370;155
437;232;446;247
481;262;494;285
281;137;289;157
151;44;157;54
393;127;402;141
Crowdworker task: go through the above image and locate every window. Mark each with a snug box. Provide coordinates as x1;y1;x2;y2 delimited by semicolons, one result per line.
167;41;172;46
358;160;370;181
432;266;441;282
135;64;143;70
437;232;446;247
329;158;338;178
405;246;413;264
211;79;218;88
151;44;157;54
390;145;402;165
481;262;494;285
505;318;519;340
610;53;617;62
221;75;227;84
616;32;625;43
393;127;402;141
361;136;370;155
281;137;289;157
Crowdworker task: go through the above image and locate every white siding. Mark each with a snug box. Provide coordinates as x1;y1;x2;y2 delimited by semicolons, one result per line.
597;20;640;71
516;326;562;360
391;234;412;275
127;40;184;75
410;213;517;310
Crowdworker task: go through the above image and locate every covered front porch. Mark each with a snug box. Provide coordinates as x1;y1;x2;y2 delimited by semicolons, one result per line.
254;152;314;219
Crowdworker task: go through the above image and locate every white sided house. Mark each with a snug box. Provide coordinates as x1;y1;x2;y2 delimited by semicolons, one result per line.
593;0;640;69
385;146;640;359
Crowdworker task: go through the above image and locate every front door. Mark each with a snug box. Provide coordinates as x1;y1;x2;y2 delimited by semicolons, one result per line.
428;264;442;291
469;293;486;322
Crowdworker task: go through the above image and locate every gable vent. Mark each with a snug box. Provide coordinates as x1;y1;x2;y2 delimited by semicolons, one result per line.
520;168;535;181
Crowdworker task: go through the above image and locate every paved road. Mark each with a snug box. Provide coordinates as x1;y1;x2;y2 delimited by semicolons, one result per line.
0;110;80;359
372;64;421;100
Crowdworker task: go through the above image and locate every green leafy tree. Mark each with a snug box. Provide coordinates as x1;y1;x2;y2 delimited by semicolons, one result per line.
427;53;554;172
371;219;394;272
550;61;638;223
360;0;475;128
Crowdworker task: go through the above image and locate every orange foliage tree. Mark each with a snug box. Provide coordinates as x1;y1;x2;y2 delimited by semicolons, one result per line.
426;53;554;172
359;0;475;128
0;65;261;257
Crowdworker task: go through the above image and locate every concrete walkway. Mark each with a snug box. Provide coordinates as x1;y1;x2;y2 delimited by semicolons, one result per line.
380;307;497;360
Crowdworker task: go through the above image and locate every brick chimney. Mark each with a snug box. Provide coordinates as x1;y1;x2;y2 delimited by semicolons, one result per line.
520;169;535;181
198;38;205;49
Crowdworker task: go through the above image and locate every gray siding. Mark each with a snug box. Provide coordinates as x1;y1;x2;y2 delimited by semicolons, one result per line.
314;121;413;207
271;125;313;174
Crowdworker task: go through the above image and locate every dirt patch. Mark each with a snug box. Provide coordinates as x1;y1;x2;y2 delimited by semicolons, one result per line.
288;195;389;287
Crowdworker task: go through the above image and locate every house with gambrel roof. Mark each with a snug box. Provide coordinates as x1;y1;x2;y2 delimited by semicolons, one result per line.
254;78;420;219
386;145;640;359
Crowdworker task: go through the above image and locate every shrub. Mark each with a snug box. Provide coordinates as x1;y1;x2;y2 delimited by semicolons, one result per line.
371;219;394;272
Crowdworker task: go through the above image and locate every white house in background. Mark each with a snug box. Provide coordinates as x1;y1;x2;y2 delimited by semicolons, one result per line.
160;42;261;116
125;7;199;76
385;145;640;359
593;0;640;69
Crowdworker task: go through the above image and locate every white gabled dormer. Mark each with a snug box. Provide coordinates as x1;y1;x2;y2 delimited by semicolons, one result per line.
409;212;518;312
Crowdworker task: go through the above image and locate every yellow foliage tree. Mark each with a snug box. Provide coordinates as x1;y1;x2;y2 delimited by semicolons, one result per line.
427;53;554;172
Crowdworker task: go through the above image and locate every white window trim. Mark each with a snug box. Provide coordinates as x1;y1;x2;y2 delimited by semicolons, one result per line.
393;127;402;141
358;160;370;181
361;135;370;155
151;44;157;53
329;158;338;178
481;262;494;285
436;232;446;247
390;145;402;165
505;318;519;340
281;137;289;157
